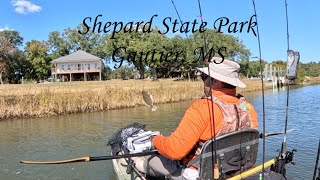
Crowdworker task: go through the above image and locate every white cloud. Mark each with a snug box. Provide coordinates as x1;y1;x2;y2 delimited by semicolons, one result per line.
12;0;42;14
0;26;15;31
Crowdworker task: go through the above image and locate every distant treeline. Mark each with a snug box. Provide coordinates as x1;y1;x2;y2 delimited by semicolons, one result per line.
0;25;319;84
244;60;320;82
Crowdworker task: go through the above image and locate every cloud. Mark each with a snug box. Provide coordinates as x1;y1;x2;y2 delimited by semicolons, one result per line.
12;0;42;14
0;26;15;31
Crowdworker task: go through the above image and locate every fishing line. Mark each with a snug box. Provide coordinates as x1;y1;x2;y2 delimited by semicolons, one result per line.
313;139;320;180
282;0;290;150
170;2;218;178
170;0;189;40
196;0;219;179
285;0;290;50
169;0;195;76
251;0;266;178
196;0;208;55
275;0;293;176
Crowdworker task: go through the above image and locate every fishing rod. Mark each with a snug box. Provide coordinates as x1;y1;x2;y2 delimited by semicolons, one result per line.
170;0;189;40
20;150;159;164
260;129;294;138
196;0;220;179
250;1;266;179
20;127;286;165
280;0;290;161
169;0;197;77
20;87;292;170
270;0;299;177
21;91;158;165
313;139;320;180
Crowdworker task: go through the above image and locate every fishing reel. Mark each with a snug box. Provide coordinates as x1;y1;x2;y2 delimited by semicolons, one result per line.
271;149;297;176
284;149;296;165
317;167;320;180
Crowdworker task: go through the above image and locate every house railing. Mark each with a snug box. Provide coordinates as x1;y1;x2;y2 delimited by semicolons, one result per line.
53;67;101;73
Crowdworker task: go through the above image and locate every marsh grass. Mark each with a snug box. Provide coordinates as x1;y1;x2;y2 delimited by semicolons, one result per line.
0;79;270;120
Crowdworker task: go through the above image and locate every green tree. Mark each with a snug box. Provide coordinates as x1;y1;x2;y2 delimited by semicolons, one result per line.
246;60;267;78
103;65;112;80
190;29;250;62
104;28;251;80
48;25;106;59
103;27;148;79
0;30;23;84
25;40;52;80
110;65;137;80
48;31;70;58
5;50;29;83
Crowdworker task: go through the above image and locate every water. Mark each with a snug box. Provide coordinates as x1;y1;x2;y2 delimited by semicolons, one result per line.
0;85;319;180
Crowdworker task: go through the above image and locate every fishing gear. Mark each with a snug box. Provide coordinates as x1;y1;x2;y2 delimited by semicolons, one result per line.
250;1;266;179
259;129;294;138
170;0;189;40
313;139;320;180
195;0;221;179
270;0;299;177
20;150;159;164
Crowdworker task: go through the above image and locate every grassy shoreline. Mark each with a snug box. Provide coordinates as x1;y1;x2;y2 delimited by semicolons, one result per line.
0;78;306;120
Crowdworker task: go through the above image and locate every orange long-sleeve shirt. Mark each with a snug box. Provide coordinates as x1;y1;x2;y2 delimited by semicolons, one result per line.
153;88;258;160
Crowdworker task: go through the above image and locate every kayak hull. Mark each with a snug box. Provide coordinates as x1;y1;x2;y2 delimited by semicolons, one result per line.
112;152;147;180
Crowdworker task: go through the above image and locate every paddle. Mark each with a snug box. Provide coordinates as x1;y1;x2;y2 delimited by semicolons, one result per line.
259;128;294;138
20;150;158;164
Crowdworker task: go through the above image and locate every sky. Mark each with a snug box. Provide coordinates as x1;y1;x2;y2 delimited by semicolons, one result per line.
1;0;319;63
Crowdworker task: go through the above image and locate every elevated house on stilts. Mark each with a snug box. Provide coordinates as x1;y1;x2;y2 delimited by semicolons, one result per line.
50;50;103;82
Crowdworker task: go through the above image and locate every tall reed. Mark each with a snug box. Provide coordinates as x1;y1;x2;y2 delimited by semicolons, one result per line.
0;79;270;120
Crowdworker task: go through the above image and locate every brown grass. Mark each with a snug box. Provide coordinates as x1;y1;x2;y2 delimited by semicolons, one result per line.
0;78;271;120
302;76;320;85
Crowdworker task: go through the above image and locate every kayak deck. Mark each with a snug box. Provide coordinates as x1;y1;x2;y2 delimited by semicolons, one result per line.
112;151;147;180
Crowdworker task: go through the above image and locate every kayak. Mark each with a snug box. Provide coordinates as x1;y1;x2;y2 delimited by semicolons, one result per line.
109;124;287;180
112;154;285;180
111;150;286;180
112;151;147;180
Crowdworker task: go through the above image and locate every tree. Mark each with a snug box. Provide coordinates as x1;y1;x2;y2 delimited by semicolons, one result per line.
48;25;106;59
102;28;251;80
110;65;137;80
48;31;70;58
103;65;112;80
190;29;250;62
5;50;29;83
0;30;23;84
103;27;149;79
25;40;52;80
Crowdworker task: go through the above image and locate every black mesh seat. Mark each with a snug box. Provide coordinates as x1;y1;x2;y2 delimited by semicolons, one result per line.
188;129;259;179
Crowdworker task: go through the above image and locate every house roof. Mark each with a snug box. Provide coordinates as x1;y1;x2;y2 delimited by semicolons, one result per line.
51;50;101;63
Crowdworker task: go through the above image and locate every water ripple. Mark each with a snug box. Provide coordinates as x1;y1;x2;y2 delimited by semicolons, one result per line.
0;85;319;179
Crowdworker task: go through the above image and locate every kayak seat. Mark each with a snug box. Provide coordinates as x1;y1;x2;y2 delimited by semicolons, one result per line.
188;128;259;179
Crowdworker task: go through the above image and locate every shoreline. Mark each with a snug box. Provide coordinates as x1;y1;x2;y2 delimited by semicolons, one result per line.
0;78;318;120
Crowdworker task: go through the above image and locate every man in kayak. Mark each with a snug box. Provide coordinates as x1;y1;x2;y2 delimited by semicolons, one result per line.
133;57;258;179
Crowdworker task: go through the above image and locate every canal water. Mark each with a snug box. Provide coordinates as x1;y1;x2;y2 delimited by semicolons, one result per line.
0;85;319;180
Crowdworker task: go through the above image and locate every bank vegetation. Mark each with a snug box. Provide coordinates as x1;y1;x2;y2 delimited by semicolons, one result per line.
0;79;271;120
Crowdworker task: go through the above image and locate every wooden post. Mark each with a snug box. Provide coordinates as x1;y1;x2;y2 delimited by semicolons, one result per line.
70;73;72;82
84;72;86;81
99;60;102;81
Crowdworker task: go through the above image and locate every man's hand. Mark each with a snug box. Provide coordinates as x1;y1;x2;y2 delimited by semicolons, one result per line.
150;135;156;150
